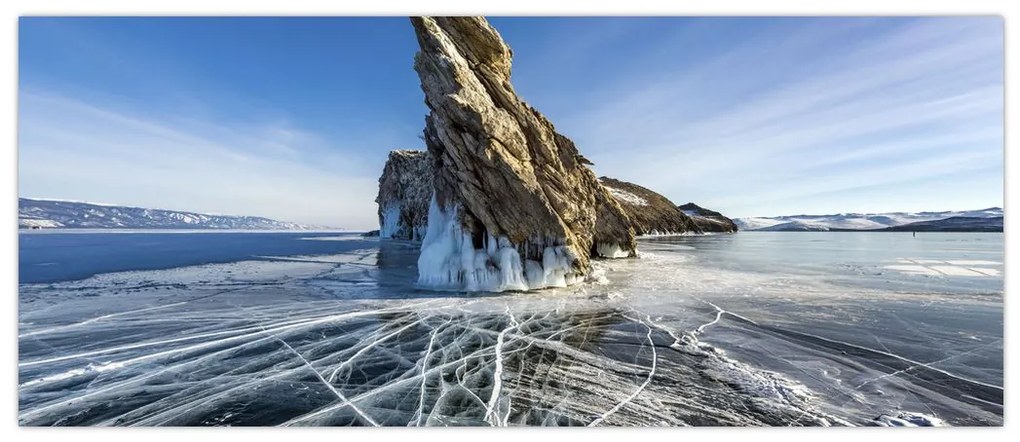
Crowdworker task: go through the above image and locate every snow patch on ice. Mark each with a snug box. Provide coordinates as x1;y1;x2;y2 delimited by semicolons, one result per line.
874;412;948;427
883;265;942;276
586;261;611;285
884;258;1001;277
929;265;985;277
946;260;1001;266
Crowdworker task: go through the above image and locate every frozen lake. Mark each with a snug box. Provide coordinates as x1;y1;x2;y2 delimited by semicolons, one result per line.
18;230;376;284
18;231;1003;426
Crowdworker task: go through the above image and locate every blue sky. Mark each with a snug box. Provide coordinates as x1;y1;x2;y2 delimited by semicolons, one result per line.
19;17;1003;228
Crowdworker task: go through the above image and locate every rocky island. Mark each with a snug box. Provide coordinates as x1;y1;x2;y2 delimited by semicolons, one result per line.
371;17;737;292
371;17;738;291
409;16;636;291
375;150;433;240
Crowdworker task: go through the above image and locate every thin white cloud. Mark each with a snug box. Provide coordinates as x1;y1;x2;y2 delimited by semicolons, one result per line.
18;91;379;229
549;17;1003;217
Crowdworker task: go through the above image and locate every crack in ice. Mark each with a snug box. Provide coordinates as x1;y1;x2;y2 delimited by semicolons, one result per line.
19;299;440;370
19;302;189;338
265;328;380;427
411;316;451;427
327;317;423;384
695;301;725;335
483;306;518;427
853;339;1003;390
588;315;657;427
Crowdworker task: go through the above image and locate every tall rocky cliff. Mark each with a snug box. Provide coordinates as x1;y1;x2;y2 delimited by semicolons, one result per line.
375;150;433;240
411;16;636;291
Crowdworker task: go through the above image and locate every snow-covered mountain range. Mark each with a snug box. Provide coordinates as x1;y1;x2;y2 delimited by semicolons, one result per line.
19;198;320;230
734;208;1003;232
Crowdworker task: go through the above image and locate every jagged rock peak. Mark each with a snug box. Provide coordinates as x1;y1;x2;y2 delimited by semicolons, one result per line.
411;16;636;292
599;177;702;236
376;150;433;240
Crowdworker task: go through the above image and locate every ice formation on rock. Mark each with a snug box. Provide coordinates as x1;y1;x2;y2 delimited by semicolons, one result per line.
410;17;636;290
417;196;582;291
596;243;631;259
378;203;402;238
375;150;433;240
599;177;703;236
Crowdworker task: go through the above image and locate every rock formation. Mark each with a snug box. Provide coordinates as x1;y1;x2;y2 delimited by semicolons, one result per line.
679;202;739;233
411;16;636;291
375;150;433;240
599;177;702;235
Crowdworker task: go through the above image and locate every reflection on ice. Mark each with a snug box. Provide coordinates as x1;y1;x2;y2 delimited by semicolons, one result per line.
18;233;1003;426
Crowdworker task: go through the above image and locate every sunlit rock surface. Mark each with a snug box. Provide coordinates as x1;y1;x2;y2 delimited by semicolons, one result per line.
376;150;433;240
411;17;636;291
18;233;1003;426
679;202;738;233
599;177;701;236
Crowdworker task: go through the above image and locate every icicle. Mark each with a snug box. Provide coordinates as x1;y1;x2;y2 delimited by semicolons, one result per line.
596;243;630;259
416;195;581;292
378;203;402;239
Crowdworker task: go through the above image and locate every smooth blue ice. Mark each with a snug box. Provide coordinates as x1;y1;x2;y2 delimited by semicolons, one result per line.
19;231;376;284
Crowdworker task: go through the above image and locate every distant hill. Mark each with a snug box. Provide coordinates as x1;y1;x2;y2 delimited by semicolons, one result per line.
678;202;738;232
877;216;1003;232
734;208;1002;232
19;198;322;230
597;177;700;235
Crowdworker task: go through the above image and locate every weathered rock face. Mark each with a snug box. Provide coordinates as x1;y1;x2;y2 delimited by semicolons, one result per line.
375;150;433;240
599;177;702;235
411;16;636;291
679;202;739;233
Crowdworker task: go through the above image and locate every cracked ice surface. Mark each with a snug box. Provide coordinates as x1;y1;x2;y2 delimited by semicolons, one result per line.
18;232;1002;426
